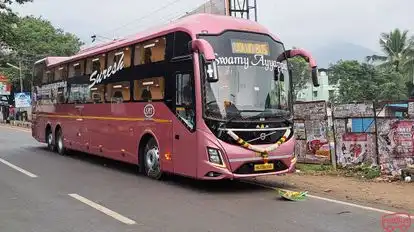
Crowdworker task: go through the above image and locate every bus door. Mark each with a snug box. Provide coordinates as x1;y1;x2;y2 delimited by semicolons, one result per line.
172;69;197;177
74;104;88;152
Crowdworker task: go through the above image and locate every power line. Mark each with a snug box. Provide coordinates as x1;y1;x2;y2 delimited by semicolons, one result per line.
89;1;202;46
90;34;114;43
94;10;187;46
97;0;186;38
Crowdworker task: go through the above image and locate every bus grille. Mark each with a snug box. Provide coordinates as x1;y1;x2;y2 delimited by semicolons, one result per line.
219;129;286;145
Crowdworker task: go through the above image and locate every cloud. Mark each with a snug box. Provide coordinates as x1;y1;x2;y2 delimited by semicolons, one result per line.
11;0;414;52
12;0;207;42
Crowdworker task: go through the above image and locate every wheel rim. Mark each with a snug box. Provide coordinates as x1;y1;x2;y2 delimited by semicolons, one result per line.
57;133;63;152
48;133;53;147
145;144;161;177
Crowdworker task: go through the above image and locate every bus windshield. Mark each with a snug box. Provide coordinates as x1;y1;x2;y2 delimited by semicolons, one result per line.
199;31;291;121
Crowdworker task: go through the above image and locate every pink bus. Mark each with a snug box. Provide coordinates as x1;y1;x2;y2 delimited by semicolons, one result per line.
31;13;319;180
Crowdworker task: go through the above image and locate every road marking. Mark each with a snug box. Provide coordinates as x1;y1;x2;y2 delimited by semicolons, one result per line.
0;158;38;178
68;194;137;225
242;180;414;218
0;125;31;133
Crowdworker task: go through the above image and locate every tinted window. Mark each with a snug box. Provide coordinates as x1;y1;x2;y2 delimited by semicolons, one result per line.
106;81;131;103
68;84;90;104
134;37;166;65
108;47;131;68
54;65;68;81
33;63;45;86
69;61;85;78
86;54;106;75
134;77;165;101
174;31;192;57
175;72;195;130
89;85;105;103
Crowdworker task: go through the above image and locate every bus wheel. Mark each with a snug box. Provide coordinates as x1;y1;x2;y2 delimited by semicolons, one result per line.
46;129;55;152
55;128;66;155
143;138;163;180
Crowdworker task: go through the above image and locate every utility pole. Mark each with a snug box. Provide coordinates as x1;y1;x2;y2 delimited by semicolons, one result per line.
227;0;258;21
6;62;23;92
19;60;22;93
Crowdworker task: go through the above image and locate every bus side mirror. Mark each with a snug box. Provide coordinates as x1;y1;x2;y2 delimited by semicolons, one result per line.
205;60;219;82
278;49;319;87
190;39;216;61
190;39;219;82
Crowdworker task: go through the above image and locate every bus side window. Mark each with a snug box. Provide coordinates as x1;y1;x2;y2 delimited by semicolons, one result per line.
86;54;106;75
134;37;166;66
175;73;195;129
176;73;193;106
69;60;85;78
54;65;68;81
56;87;66;104
105;82;130;103
108;47;131;69
33;62;45;86
88;85;105;104
44;70;53;84
68;84;90;104
134;77;165;101
173;31;192;57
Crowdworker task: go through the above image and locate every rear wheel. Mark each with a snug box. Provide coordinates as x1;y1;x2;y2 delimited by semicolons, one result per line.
46;129;55;152
143;138;163;180
55;128;66;155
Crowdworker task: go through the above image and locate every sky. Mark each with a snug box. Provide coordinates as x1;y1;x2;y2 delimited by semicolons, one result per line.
10;0;414;54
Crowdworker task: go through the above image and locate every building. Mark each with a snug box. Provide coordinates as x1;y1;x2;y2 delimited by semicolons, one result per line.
296;70;339;102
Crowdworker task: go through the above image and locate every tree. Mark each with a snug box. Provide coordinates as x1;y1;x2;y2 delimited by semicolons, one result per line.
10;16;83;57
0;0;32;11
366;29;414;71
289;56;311;101
0;12;17;50
329;60;407;103
0;0;33;48
366;29;414;98
0;15;83;89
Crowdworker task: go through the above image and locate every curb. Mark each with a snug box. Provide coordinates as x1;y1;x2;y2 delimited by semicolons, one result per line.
0;120;32;129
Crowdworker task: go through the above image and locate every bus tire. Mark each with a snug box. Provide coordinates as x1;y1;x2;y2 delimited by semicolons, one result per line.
55;127;66;155
46;125;55;152
143;137;163;180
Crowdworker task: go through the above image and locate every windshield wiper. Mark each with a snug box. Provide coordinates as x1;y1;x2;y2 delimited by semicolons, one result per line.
223;109;265;124
237;110;264;113
224;114;242;125
277;115;293;125
248;109;293;124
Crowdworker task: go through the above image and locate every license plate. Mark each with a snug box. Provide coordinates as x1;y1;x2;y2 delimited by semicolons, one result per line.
254;163;274;171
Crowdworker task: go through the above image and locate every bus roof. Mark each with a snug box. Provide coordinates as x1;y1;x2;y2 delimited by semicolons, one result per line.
38;13;280;68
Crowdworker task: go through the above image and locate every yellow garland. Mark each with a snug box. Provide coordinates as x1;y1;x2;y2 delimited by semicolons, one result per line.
226;129;292;161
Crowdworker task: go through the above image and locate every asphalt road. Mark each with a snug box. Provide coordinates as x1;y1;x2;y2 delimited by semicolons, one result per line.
0;125;389;232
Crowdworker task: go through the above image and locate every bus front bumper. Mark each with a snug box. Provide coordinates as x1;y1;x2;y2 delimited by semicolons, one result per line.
200;155;297;180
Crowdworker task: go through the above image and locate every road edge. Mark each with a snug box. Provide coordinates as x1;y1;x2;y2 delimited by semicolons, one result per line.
241;179;414;219
0;124;31;133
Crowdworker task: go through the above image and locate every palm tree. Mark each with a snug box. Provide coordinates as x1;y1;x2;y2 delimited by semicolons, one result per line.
366;29;414;75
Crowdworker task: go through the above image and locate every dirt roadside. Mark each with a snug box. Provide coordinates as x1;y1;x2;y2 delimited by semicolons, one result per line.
251;172;414;214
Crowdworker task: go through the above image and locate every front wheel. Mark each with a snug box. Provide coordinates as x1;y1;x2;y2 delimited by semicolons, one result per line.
143;138;163;180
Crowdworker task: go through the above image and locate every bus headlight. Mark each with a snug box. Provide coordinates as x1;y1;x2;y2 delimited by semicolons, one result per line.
207;147;224;166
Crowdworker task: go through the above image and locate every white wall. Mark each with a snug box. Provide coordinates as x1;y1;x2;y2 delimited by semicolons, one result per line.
296;71;339;102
